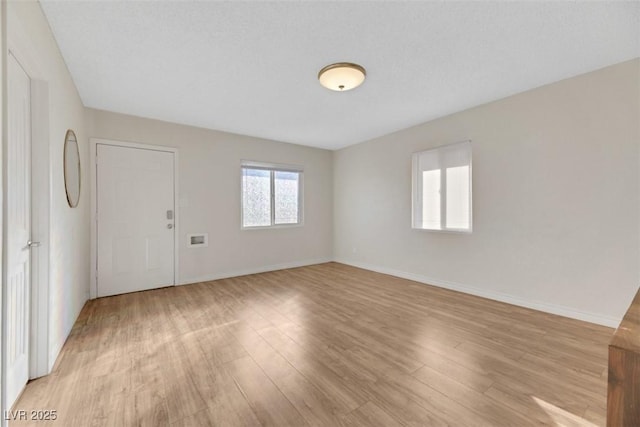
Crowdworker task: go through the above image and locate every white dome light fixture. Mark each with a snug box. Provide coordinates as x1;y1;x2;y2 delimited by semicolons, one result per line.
318;62;366;92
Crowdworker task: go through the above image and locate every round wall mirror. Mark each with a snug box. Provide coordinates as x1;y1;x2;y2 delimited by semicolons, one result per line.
64;129;81;208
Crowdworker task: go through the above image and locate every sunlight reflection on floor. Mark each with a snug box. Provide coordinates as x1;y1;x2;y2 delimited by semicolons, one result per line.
532;396;598;427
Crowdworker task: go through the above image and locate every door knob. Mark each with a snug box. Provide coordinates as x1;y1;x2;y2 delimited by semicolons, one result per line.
27;240;41;248
167;224;173;229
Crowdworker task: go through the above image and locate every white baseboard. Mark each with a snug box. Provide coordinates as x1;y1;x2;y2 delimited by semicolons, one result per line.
48;339;64;373
179;257;333;286
334;258;621;328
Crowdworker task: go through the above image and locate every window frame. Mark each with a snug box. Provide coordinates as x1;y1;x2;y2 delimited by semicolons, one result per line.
411;141;473;233
240;161;304;229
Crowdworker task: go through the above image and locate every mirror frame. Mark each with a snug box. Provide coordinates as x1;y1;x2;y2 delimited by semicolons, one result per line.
63;129;81;208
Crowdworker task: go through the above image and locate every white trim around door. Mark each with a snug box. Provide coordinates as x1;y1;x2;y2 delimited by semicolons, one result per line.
27;79;49;379
6;5;53;382
90;138;180;299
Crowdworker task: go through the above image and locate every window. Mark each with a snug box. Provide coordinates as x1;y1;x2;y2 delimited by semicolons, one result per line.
241;162;303;228
412;141;472;232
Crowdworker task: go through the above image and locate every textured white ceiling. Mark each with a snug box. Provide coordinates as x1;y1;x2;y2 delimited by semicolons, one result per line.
40;1;639;150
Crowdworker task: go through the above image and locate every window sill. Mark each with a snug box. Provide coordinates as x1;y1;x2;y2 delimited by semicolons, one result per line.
412;226;472;234
241;223;304;230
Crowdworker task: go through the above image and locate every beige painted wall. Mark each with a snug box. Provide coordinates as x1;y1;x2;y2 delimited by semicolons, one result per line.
7;1;90;369
334;59;640;326
85;109;333;285
1;0;5;413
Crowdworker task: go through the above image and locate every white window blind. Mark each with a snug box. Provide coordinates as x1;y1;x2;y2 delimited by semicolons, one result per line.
412;141;472;232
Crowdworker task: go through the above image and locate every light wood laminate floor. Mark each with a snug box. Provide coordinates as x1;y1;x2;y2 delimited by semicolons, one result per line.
12;263;613;426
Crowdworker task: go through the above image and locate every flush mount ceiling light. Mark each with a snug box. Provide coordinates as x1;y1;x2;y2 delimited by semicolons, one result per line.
318;62;366;92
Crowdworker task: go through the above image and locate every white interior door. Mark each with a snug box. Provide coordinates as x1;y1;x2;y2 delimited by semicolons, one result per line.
96;144;175;297
5;52;32;410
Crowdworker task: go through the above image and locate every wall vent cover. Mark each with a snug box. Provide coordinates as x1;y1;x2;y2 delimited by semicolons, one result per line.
188;233;208;247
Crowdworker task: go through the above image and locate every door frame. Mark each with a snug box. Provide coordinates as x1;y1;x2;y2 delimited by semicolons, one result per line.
90;138;180;299
2;12;52;403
